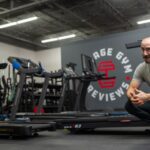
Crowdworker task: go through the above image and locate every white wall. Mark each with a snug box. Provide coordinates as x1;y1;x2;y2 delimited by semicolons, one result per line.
35;47;61;72
0;42;36;62
0;42;62;78
0;42;36;61
0;42;36;76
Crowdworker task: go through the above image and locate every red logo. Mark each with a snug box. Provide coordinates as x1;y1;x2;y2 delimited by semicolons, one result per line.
97;60;116;89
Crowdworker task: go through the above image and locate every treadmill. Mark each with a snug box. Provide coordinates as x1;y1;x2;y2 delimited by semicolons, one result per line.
16;54;150;132
0;57;55;137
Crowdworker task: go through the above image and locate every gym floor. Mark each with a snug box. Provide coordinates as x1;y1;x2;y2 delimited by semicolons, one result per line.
0;127;150;150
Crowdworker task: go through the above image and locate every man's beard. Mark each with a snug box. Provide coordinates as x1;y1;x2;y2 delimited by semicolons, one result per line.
143;55;150;63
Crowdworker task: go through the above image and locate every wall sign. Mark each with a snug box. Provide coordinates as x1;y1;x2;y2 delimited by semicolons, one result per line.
87;48;133;102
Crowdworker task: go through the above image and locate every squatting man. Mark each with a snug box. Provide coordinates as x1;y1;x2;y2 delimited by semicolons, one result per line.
126;37;150;121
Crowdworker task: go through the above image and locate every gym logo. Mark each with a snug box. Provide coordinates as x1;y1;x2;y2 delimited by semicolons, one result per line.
88;48;133;102
98;60;115;88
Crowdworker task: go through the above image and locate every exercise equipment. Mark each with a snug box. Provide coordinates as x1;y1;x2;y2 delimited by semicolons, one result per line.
0;63;8;114
0;57;55;137
125;40;141;49
0;63;7;69
16;54;150;132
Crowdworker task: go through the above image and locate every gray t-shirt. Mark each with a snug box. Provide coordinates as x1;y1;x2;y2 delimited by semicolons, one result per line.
133;62;150;86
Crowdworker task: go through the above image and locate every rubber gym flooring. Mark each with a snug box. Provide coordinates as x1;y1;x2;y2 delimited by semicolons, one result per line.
0;127;150;150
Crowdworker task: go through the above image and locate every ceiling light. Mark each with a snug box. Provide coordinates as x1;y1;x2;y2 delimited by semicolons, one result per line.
41;34;76;43
137;19;150;25
0;16;38;29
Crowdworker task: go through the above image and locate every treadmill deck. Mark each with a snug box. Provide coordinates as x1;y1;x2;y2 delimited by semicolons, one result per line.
0;122;56;137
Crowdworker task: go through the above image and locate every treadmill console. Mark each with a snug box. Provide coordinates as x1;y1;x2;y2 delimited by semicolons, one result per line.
8;56;38;69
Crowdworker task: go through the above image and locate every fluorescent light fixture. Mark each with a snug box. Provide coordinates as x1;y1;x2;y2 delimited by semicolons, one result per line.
17;16;38;24
0;16;38;29
137;19;150;25
41;34;76;43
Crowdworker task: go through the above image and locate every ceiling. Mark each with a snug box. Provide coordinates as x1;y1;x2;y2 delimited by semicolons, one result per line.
0;0;150;51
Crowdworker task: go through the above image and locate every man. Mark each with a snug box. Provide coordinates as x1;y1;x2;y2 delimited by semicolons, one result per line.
125;37;150;121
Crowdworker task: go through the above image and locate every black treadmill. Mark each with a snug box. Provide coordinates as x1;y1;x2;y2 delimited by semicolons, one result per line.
16;54;150;132
0;57;55;137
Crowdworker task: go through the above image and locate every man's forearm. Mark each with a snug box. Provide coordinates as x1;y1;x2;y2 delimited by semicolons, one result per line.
145;93;150;101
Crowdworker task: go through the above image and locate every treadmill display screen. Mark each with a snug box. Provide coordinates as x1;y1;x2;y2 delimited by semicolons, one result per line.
81;54;96;74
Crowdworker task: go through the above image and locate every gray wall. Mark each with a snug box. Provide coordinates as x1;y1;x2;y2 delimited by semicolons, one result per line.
61;27;150;111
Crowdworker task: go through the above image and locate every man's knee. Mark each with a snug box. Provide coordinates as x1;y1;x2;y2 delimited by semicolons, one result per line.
125;100;131;111
124;99;134;114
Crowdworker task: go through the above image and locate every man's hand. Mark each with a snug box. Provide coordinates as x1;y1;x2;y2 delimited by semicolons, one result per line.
126;79;146;106
131;98;144;105
134;89;149;101
130;89;149;105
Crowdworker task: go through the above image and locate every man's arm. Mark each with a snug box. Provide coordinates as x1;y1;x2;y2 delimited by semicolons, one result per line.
127;79;140;99
126;79;144;105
